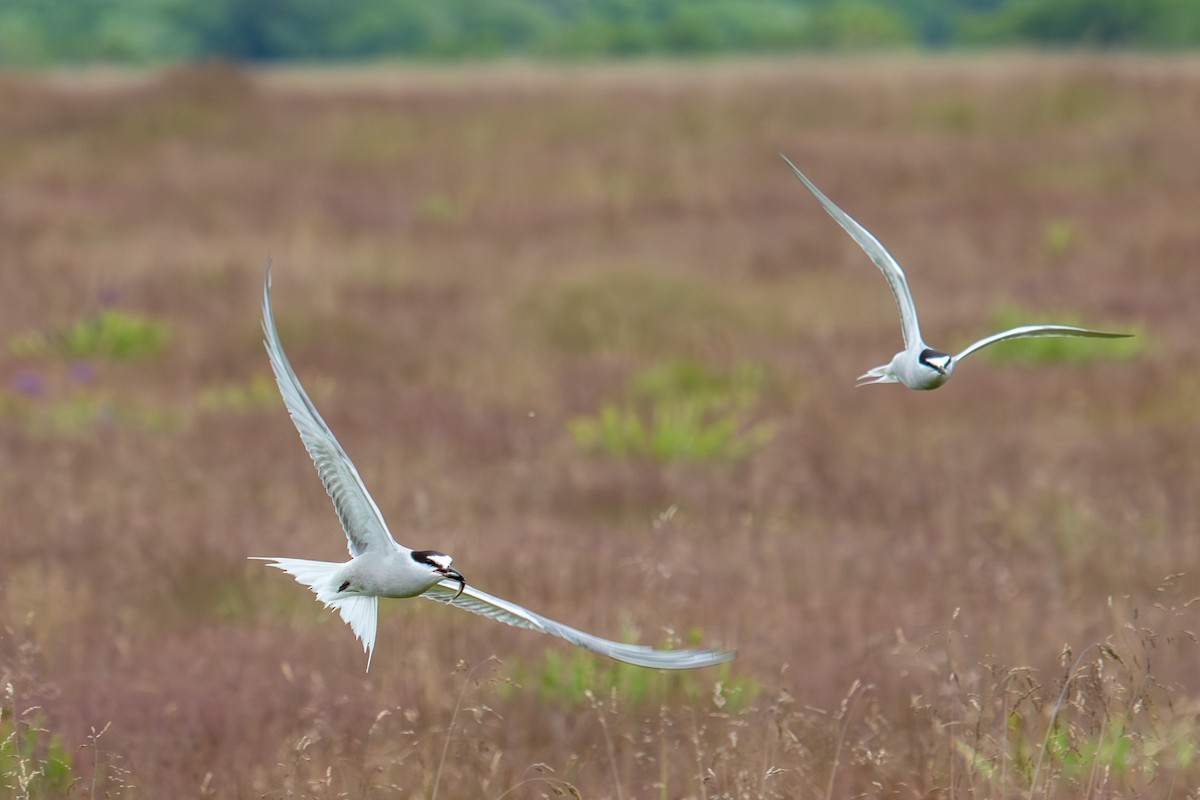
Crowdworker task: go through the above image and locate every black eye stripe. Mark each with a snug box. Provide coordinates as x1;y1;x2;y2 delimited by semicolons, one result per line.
412;550;452;568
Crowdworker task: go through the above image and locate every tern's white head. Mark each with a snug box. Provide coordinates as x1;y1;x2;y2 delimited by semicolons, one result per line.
411;550;466;598
917;348;954;384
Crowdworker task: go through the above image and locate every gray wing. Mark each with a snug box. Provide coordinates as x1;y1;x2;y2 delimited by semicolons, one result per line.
422;582;735;670
781;154;923;350
953;324;1133;363
262;267;400;558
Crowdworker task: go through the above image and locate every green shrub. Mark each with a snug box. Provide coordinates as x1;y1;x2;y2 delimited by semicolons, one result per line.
568;360;775;462
10;310;169;360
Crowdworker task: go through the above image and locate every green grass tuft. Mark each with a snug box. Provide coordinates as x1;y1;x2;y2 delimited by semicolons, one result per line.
197;374;277;414
10;310;170;360
1043;219;1075;257
0;711;73;797
568;360;775;461
0;390;183;437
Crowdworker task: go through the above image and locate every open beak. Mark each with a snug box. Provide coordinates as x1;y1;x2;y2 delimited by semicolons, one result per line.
438;566;466;600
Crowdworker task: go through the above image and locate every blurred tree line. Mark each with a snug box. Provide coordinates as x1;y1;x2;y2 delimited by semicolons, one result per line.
1;0;1199;65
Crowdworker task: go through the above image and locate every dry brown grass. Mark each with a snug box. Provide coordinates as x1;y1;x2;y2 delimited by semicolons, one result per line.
1;54;1199;798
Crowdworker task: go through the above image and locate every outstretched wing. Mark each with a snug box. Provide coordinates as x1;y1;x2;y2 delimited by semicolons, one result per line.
953;324;1133;363
261;267;401;558
781;154;923;350
421;582;735;670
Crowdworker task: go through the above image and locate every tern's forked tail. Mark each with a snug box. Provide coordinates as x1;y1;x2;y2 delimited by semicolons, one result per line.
856;364;897;386
250;556;380;671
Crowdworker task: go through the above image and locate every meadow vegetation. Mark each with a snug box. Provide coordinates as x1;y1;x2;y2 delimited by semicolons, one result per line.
4;0;1200;64
567;360;775;461
1;55;1199;797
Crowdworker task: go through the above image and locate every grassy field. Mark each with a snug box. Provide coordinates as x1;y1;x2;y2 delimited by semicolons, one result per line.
1;54;1198;798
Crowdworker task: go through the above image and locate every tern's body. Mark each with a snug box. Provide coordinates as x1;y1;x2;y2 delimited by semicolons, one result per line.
321;551;441;599
781;155;1132;390
876;348;953;391
253;269;733;671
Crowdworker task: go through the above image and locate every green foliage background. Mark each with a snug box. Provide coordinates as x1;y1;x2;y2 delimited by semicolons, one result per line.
2;0;1199;65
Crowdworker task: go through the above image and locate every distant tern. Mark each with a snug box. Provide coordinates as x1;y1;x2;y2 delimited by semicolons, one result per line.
252;269;734;671
781;155;1132;390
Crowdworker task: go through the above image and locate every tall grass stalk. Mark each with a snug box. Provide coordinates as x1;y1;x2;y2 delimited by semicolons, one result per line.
689;704;709;800
86;723;111;800
824;679;862;800
494;773;580;799
431;658;497;800
1028;643;1110;800
587;689;625;800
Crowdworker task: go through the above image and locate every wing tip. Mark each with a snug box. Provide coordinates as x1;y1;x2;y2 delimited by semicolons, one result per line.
1053;325;1135;339
608;642;738;670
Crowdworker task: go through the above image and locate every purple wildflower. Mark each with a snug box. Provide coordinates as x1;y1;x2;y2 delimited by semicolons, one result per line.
11;369;44;397
70;360;95;382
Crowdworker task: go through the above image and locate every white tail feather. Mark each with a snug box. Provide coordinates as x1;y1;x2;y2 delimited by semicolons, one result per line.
331;594;379;671
856;365;897;386
251;557;380;671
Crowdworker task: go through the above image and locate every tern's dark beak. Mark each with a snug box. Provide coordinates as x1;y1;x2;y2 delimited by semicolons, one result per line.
439;567;466;600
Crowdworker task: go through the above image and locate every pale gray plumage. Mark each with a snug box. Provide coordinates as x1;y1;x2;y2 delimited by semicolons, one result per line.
781;154;1133;390
261;271;393;559
253;267;734;671
421;584;730;670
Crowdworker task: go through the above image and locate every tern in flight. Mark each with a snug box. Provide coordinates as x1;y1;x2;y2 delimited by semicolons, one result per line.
252;269;734;671
781;155;1132;390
